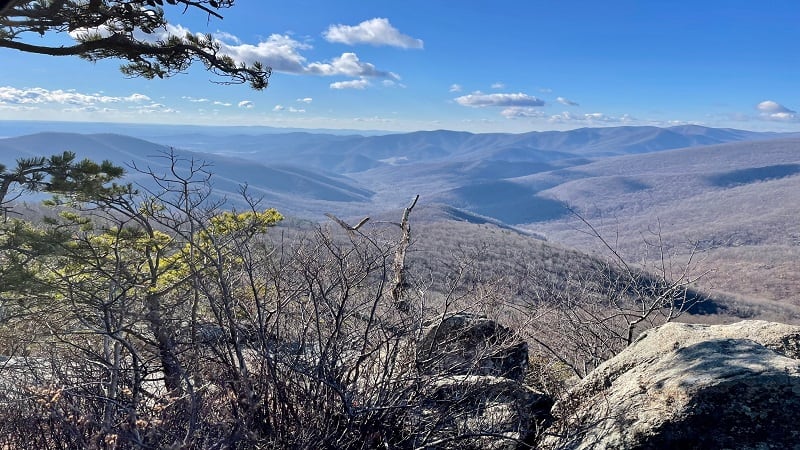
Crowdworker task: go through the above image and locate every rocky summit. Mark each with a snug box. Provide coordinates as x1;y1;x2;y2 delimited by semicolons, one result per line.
540;321;800;450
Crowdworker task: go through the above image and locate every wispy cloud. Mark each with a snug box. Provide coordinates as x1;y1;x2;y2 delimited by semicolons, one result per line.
556;96;580;106
455;92;545;108
133;103;178;114
501;107;546;119
238;100;254;109
757;100;797;121
0;104;38;111
382;80;406;88
63;106;117;114
182;96;210;103
272;104;305;113
330;79;370;90
213;101;232;107
353;116;393;123
296;97;313;103
212;30;241;45
323;18;423;49
549;111;634;124
491;82;505;89
449;84;463;93
0;86;150;106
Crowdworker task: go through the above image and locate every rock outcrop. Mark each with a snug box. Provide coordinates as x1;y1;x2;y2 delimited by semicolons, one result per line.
417;313;529;381
541;320;800;449
414;314;552;449
414;375;553;450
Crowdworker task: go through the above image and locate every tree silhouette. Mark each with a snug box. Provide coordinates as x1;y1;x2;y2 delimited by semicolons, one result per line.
0;151;125;215
0;0;270;89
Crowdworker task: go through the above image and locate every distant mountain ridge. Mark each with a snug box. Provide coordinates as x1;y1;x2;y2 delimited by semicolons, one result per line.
147;125;779;174
2;123;799;305
0;124;793;220
0;132;373;216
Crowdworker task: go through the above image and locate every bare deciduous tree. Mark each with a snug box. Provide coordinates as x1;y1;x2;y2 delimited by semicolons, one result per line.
523;213;709;380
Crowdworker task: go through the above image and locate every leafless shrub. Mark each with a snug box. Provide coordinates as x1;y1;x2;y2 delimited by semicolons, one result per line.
521;213;710;381
0;152;552;449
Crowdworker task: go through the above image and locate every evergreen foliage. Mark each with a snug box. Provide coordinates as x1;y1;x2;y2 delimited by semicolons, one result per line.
0;0;270;88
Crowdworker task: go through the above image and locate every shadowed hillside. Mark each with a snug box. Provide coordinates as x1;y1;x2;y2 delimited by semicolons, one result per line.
530;138;800;306
400;220;800;323
0;132;373;215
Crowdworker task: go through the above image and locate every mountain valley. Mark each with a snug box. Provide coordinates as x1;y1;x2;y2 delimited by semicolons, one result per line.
2;121;799;316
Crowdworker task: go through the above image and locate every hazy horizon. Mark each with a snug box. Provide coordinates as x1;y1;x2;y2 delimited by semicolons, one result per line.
1;119;797;139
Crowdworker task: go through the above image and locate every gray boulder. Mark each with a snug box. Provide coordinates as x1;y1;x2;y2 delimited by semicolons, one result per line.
412;375;553;450
412;314;551;449
542;320;800;449
417;313;528;381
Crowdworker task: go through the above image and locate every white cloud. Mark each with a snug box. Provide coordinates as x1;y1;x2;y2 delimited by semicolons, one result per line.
756;100;797;121
133;103;178;114
182;96;210;103
382;80;406;88
307;52;398;79
449;84;463;93
323;18;423;49
766;112;797;121
585;112;616;121
757;100;795;114
63;106;117;114
72;22;399;80
330;79;370;90
216;33;311;74
296;97;313;103
238;100;254;109
0;86;149;106
455;92;545;108
213;30;241;45
220;36;397;79
501;107;546;119
272;104;305;113
491;82;505;89
125;93;151;102
213;101;232;106
556;96;579;106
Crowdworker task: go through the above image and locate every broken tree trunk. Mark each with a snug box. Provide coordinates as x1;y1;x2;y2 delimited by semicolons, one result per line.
391;195;418;313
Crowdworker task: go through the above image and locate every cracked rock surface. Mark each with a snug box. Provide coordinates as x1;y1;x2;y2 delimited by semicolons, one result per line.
541;321;800;450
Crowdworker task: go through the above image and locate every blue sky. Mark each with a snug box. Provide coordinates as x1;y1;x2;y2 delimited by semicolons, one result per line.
1;0;798;133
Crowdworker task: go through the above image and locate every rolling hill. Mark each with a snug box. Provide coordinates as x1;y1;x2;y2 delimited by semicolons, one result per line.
527;138;800;306
1;123;798;310
0;132;373;215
